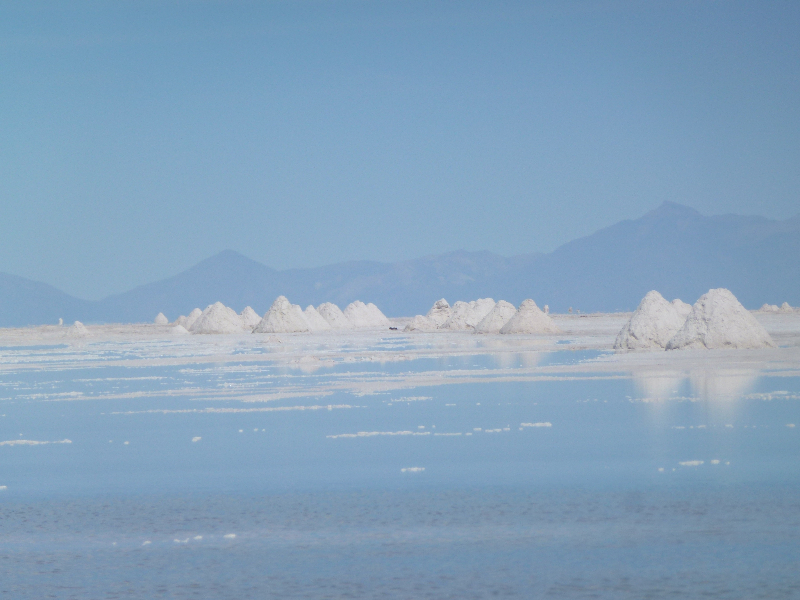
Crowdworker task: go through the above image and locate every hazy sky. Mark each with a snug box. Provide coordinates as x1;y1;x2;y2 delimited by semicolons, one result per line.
2;1;798;300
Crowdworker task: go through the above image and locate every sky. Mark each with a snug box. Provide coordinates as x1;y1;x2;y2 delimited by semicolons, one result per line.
1;0;799;300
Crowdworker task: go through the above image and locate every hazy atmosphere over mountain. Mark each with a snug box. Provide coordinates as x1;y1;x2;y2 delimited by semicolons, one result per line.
1;202;798;327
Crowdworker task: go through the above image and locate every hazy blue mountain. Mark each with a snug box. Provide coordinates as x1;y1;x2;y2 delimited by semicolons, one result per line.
1;202;798;326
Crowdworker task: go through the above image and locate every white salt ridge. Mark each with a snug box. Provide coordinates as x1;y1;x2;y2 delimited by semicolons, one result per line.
317;303;351;329
671;299;692;318
474;300;517;334
500;300;560;334
614;291;687;350
254;296;309;333
184;308;202;330
189;302;246;334
404;315;437;332
240;307;262;329
441;298;496;330
154;313;169;325
303;305;332;331
343;301;391;328
666;288;776;350
426;299;452;327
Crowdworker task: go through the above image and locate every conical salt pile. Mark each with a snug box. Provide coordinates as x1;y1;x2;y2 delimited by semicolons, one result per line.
759;304;779;313
614;291;687;350
65;320;90;337
500;300;560;334
240;306;262;329
170;324;189;335
173;315;188;328
253;296;310;333
441;298;496;330
303;305;332;331
474;300;517;334
184;308;203;330
404;315;437;332
666;288;775;350
671;299;692;319
317;303;351;329
780;302;794;313
426;299;451;327
154;312;169;325
343;301;391;328
189;302;246;334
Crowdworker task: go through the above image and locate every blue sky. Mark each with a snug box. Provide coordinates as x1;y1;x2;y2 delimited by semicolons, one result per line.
1;0;798;300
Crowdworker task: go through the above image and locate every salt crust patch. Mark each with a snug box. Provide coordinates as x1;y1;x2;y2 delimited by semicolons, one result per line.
240;307;262;329
500;300;560;334
401;467;425;473
667;288;775;350
303;305;332;331
442;298;496;330
475;300;517;334
520;422;552;428
112;404;357;415
254;296;309;333
0;438;72;446
615;291;687;350
426;299;452;327
317;303;351;329
343;301;391;328
154;313;169;325
679;460;704;467
327;430;432;439
190;302;245;334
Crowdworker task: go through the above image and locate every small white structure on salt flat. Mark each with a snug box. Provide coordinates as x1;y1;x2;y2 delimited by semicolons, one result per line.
154;313;169;325
425;299;451;327
500;300;560;334
240;306;262;329
303;305;332;332
317;303;351;329
474;300;517;334
614;291;687;350
190;302;246;334
343;301;391;328
441;299;495;330
253;296;310;333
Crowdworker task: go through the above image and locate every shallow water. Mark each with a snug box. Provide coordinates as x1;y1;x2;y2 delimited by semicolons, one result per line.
1;336;799;598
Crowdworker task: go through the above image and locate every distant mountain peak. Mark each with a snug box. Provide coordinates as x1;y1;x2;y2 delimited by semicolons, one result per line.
647;201;702;219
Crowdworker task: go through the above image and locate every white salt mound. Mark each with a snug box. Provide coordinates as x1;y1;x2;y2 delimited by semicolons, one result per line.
614;291;688;350
65;321;90;337
474;300;517;334
170;325;189;335
780;302;794;313
173;315;188;328
253;296;309;333
441;298;496;330
303;305;332;331
343;301;391;328
317;303;351;329
671;299;693;319
184;308;203;330
240;306;262;329
500;300;561;334
189;302;246;334
666;288;775;350
404;315;437;332
759;303;779;313
426;299;451;327
154;313;169;325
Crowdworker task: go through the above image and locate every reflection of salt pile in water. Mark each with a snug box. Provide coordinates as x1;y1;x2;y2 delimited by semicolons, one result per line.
474;300;517;333
303;305;331;331
671;299;692;318
426;299;451;327
666;288;775;350
404;315;437;332
317;303;350;329
154;313;169;325
189;302;245;334
344;301;391;328
441;299;495;330
240;306;262;329
253;296;309;333
614;291;687;350
500;299;560;334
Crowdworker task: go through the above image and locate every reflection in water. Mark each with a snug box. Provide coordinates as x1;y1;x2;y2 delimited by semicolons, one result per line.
633;371;685;401
690;369;759;402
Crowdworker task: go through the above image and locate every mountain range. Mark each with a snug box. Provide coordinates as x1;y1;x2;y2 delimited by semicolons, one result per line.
1;202;798;327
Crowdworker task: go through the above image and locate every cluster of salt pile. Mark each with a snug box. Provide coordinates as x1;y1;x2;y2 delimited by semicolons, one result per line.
173;308;202;329
154;313;169;325
403;315;437;332
614;291;688;350
474;300;517;334
189;302;246;334
781;302;794;313
441;298;495;330
240;306;262;329
343;301;391;328
317;303;351;329
64;321;90;337
500;300;560;334
253;296;309;333
303;305;332;331
666;288;775;350
426;299;452;327
759;303;780;313
672;299;692;318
